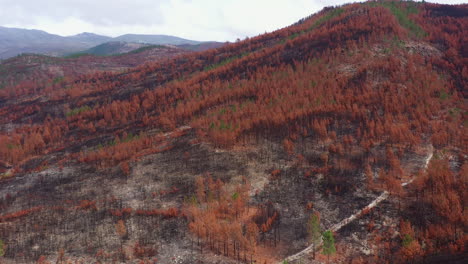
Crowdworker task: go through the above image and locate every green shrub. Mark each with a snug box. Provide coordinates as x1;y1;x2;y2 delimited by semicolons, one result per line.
66;105;92;117
0;239;5;257
368;1;426;38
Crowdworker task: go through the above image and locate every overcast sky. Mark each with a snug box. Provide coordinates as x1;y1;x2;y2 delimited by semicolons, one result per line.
0;0;465;41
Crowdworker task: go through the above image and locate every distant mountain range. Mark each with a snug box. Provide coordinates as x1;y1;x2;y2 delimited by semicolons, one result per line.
67;32;113;46
113;34;200;45
72;41;156;56
0;26;220;59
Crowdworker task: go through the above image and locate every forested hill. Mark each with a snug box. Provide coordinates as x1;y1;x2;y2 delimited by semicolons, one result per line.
0;1;466;263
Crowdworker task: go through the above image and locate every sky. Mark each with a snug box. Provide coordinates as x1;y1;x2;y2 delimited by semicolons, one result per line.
0;0;465;42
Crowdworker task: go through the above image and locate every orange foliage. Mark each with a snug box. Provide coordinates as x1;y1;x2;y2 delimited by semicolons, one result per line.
135;208;180;218
77;200;97;211
0;206;43;222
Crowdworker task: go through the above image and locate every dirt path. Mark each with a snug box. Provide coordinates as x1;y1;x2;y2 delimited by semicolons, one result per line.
279;148;434;264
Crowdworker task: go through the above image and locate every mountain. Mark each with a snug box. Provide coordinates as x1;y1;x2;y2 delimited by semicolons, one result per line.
72;41;155;56
0;26;62;45
113;33;201;45
67;32;112;46
0;26;89;59
0;2;466;264
0;28;213;59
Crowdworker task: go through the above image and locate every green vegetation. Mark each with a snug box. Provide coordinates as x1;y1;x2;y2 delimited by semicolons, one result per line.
286;8;344;42
368;1;426;38
229;104;237;113
204;51;249;71
448;108;461;118
288;32;301;40
402;234;413;247
66;105;92;117
84;43;121;56
65;44;165;58
308;213;322;259
121;132;140;143
308;8;344;32
391;36;405;48
439;90;449;100
93;132;142;152
218;120;232;131
53;76;65;84
0;239;4;257
322;230;336;262
6;143;17;150
126;45;165;55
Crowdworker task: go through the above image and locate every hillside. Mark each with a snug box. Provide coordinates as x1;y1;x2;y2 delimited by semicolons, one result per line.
177;41;226;52
70;42;158;56
0;1;467;264
112;34;201;45
68;41;226;57
0;45;190;93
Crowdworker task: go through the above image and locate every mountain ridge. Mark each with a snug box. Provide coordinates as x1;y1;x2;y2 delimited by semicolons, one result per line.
66;32;113;46
0;26;217;59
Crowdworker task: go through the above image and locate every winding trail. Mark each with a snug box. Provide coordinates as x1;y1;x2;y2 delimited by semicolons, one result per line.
280;148;433;264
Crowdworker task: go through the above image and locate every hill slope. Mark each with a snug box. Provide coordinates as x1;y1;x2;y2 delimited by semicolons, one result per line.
72;41;156;56
0;45;190;92
0;2;466;264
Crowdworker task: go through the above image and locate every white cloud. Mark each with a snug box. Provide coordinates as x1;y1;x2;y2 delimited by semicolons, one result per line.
0;0;465;41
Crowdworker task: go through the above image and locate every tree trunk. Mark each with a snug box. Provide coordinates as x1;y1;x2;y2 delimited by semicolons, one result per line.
313;242;315;259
